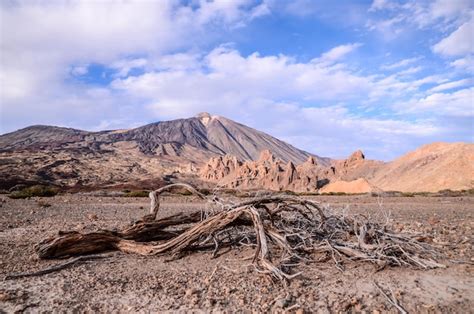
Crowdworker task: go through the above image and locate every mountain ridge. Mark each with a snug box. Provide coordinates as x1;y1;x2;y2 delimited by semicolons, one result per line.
1;114;471;193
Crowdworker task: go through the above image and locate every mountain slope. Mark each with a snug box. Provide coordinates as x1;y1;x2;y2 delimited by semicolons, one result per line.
0;125;90;150
0;113;324;164
371;142;473;192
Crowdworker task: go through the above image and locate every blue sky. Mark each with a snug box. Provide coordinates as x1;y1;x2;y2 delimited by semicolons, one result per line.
0;0;472;160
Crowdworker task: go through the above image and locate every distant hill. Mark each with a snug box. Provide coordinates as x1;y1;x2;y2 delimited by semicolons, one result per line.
371;142;474;192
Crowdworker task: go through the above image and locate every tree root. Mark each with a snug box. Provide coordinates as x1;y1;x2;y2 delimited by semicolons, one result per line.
30;183;444;281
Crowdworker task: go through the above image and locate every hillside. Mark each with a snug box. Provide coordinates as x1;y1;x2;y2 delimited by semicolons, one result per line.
371;142;474;192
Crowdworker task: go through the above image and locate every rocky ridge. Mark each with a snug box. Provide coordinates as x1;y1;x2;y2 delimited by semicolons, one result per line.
200;149;365;192
200;142;474;193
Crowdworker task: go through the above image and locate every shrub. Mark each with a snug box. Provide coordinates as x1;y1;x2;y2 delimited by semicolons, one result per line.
123;190;150;197
320;192;347;196
9;185;59;199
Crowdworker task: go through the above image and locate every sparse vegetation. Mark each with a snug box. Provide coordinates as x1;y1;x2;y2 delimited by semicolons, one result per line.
372;189;474;197
436;188;474;197
122;190;150;197
321;191;348;196
8;185;59;199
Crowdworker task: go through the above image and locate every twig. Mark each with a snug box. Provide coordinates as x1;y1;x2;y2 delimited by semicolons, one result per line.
373;281;408;314
5;255;109;280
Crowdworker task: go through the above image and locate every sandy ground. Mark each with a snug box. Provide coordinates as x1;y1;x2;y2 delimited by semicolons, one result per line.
0;194;473;313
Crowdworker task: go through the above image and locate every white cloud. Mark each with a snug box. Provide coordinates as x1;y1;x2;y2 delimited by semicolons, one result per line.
381;57;422;70
430;0;473;20
369;0;397;12
396;66;423;76
433;19;474;57
450;56;474;72
111;59;148;78
0;0;268;116
71;65;89;76
319;43;362;62
111;46;373;113
367;0;473;37
398;87;474;118
429;78;472;92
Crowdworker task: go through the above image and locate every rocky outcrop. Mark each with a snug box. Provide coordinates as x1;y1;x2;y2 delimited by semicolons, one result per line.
200;150;326;192
332;150;384;182
199;148;387;193
200;155;242;181
201;143;474;193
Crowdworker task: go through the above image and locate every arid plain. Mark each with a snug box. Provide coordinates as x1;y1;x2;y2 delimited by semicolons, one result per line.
1;193;472;312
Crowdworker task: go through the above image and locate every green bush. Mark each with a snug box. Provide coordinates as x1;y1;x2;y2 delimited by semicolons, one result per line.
123;190;150;197
436;188;474;197
9;185;59;199
320;192;348;196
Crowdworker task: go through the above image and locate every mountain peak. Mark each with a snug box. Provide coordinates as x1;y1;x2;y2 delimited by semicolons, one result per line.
196;112;218;126
196;112;211;119
348;150;365;162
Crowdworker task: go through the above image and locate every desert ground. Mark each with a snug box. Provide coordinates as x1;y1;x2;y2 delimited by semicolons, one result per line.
0;193;473;313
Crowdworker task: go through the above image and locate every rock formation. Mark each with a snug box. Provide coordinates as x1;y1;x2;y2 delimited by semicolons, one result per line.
200;150;331;192
200;143;474;193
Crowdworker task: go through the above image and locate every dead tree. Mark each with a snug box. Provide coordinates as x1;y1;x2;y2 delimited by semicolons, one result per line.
34;183;444;280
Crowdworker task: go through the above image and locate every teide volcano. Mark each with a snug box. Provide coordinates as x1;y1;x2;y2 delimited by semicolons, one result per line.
0;113;327;189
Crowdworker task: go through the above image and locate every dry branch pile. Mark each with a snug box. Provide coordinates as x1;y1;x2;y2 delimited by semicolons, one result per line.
34;183;444;281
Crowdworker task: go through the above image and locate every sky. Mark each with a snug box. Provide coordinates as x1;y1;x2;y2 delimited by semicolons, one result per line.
0;0;472;160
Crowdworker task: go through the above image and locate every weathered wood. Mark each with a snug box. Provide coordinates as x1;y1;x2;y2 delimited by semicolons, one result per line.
30;183;443;281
